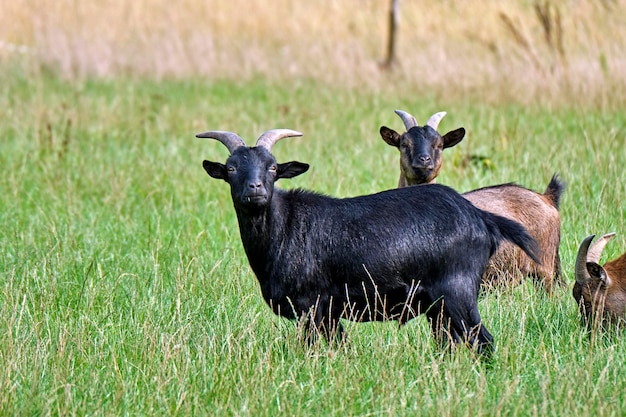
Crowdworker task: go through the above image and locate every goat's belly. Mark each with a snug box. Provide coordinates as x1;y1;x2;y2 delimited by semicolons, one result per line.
337;287;428;323
259;290;426;323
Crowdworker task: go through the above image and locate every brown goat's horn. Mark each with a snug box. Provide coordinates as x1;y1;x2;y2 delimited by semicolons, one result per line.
587;232;616;263
196;131;246;154
425;111;447;131
575;235;595;285
394;110;418;130
255;129;303;152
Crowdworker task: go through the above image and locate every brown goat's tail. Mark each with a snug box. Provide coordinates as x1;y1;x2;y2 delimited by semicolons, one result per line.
543;173;566;209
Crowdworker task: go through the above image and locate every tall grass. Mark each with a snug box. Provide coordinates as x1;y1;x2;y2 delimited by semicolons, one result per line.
1;0;626;105
1;65;625;415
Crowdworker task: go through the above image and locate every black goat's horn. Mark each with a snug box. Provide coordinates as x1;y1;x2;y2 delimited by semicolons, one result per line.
394;109;418;130
255;129;303;152
196;131;246;154
425;111;447;130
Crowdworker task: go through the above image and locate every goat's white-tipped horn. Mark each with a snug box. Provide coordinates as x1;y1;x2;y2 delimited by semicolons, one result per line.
425;111;447;131
394;109;418;130
587;232;616;264
196;131;246;154
255;129;303;152
575;235;596;285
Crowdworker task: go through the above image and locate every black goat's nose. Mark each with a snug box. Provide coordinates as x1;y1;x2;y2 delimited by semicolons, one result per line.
248;182;262;190
418;155;432;163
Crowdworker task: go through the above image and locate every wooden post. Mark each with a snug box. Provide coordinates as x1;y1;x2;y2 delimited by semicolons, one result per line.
381;0;400;69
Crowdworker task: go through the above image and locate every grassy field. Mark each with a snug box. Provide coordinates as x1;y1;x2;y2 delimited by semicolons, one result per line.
1;0;626;416
1;67;625;416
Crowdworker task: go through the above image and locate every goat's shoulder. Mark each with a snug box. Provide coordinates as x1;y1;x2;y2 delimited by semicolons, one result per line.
276;187;334;207
606;252;626;284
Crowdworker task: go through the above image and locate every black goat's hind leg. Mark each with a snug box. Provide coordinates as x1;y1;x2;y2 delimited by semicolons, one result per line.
426;305;459;353
449;305;494;359
428;293;494;359
474;324;494;359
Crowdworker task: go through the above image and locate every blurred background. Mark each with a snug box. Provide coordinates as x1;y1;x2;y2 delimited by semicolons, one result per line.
1;0;625;106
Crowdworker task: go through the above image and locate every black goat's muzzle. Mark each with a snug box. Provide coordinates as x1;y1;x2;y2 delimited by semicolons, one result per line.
244;195;268;204
240;190;269;206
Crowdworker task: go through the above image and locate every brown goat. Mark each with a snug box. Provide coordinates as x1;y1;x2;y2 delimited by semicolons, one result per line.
380;109;565;293
463;179;563;292
574;233;626;328
379;110;465;186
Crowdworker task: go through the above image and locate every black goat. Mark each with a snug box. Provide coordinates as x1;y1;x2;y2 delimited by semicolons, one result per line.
198;129;540;355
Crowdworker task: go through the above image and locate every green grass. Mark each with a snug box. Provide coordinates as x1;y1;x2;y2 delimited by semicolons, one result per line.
1;66;626;416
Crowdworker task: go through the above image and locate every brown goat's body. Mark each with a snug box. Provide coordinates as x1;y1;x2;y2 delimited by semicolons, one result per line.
463;179;563;293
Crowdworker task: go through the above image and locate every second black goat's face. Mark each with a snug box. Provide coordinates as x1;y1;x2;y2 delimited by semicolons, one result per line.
203;146;309;211
380;125;465;185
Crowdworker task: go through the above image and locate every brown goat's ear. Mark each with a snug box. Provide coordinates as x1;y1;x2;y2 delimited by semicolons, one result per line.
379;126;402;147
442;127;465;149
587;262;610;286
277;161;309;180
203;160;228;181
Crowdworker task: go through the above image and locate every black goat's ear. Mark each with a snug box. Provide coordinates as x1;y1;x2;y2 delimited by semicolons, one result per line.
277;161;309;179
379;126;401;147
442;127;465;149
203;160;228;181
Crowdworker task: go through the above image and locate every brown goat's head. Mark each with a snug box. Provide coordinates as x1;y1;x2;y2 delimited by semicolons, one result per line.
379;110;465;187
574;233;626;329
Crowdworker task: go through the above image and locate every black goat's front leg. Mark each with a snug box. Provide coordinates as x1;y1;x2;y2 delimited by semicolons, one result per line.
299;301;346;346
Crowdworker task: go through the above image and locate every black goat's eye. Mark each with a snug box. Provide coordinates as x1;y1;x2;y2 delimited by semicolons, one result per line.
227;166;235;173
269;165;277;172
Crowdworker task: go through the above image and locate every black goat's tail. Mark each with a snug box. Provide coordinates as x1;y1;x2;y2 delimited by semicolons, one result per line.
484;212;542;265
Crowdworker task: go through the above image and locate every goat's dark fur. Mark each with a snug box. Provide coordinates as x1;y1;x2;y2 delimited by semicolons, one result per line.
200;129;541;355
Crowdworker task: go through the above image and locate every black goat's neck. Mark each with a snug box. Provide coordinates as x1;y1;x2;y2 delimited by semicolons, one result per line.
233;199;286;283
